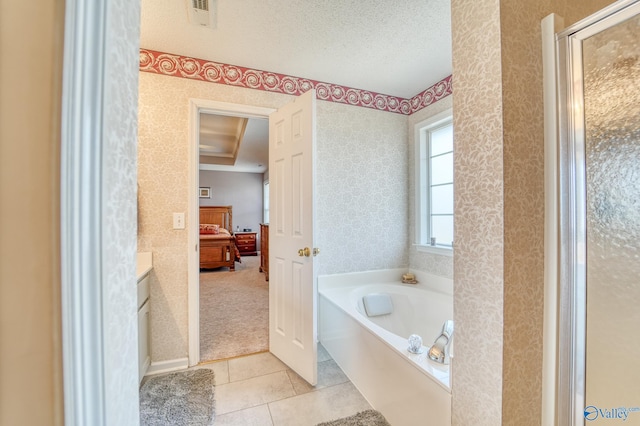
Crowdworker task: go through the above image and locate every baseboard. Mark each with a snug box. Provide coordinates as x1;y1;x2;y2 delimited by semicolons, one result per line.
145;357;189;376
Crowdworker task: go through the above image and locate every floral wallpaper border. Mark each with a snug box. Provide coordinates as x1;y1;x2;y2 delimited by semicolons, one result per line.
139;48;452;115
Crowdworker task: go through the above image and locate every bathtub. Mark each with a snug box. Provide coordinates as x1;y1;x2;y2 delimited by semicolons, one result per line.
319;269;453;425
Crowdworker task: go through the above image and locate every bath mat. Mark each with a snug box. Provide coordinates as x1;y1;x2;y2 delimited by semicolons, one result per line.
316;409;391;426
140;369;215;426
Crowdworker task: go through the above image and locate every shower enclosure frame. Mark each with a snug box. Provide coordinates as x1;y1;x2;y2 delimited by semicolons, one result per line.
555;1;640;424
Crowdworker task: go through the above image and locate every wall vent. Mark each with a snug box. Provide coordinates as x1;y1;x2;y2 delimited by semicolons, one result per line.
193;0;208;11
187;0;216;28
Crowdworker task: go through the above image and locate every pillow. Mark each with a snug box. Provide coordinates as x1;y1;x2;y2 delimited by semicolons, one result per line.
199;224;220;235
219;228;231;235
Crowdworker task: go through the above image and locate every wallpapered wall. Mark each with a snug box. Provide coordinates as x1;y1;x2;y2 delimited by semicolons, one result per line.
450;0;616;425
138;72;408;362
315;101;408;275
101;0;142;423
451;2;505;424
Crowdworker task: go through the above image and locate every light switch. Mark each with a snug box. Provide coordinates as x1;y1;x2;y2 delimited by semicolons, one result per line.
173;212;185;229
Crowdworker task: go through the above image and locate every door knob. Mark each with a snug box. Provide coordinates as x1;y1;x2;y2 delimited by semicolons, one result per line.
298;247;311;257
313;248;320;256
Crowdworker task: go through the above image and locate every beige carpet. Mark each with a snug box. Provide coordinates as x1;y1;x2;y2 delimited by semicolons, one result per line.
199;255;269;361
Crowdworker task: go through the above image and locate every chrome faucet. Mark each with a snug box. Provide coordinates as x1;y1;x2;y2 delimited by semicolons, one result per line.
428;320;454;364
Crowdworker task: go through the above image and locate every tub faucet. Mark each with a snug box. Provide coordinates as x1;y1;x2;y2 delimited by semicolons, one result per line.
428;320;454;364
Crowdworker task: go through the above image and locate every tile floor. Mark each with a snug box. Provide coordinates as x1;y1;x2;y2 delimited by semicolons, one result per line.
192;345;372;425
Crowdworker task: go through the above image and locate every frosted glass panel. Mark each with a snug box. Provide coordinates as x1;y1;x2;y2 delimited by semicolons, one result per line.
431;184;453;215
430;124;453;156
431;153;453;185
583;12;640;412
431;216;453;246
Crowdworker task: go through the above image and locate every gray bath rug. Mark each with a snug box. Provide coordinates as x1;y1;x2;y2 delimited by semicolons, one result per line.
140;369;215;426
316;410;391;426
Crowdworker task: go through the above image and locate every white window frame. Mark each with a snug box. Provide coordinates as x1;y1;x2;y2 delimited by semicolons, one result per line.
414;108;454;256
263;179;270;223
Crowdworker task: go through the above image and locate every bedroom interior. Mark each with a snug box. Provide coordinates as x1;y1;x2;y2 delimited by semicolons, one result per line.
197;117;270;362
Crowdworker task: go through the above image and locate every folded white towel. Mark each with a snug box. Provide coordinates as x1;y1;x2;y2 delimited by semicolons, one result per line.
362;293;393;317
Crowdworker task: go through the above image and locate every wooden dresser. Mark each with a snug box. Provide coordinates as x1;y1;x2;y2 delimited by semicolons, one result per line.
235;232;257;256
260;224;269;281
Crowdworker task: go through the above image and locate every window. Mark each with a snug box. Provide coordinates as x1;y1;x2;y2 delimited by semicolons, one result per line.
263;180;270;223
415;109;453;253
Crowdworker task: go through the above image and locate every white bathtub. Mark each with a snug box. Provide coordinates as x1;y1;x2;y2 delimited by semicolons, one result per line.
319;269;453;426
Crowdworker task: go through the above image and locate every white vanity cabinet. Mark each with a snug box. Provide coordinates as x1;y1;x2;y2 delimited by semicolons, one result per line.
137;273;151;384
137;252;152;384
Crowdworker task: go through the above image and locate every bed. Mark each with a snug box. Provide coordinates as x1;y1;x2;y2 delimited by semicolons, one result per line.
199;206;240;270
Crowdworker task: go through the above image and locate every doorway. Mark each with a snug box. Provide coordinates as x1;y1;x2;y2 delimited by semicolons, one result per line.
187;99;275;366
197;113;269;362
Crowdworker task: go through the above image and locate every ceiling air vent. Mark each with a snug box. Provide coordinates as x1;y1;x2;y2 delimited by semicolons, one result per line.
187;0;216;28
193;0;208;11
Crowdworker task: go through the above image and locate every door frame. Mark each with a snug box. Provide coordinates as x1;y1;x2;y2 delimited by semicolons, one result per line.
61;0;110;423
187;99;275;366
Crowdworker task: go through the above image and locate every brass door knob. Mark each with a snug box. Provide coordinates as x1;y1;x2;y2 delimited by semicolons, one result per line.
298;247;311;257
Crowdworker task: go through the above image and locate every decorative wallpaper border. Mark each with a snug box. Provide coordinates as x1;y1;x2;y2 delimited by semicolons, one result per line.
408;75;452;114
139;49;452;115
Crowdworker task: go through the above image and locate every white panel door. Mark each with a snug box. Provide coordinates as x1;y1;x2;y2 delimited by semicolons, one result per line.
268;90;317;385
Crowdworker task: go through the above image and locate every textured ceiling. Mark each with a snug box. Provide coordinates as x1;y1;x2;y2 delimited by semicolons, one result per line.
140;0;453;99
141;1;452;173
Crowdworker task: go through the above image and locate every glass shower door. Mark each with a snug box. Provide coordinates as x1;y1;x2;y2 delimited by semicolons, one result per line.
583;10;640;421
558;2;640;424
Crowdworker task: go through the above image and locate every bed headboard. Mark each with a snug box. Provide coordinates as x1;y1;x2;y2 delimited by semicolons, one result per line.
199;206;233;232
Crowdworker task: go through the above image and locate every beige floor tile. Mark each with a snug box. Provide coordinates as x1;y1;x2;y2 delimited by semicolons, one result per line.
287;359;349;395
214;404;274;426
228;352;288;382
268;382;372;426
216;371;295;415
192;360;230;385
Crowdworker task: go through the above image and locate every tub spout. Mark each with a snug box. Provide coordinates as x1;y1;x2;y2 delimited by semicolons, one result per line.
428;320;454;364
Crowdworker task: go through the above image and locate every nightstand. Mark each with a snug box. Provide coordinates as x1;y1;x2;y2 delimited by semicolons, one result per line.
235;232;257;256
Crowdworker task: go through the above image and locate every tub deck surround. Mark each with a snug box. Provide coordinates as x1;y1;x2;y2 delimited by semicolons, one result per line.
318;268;453;297
318;269;453;425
